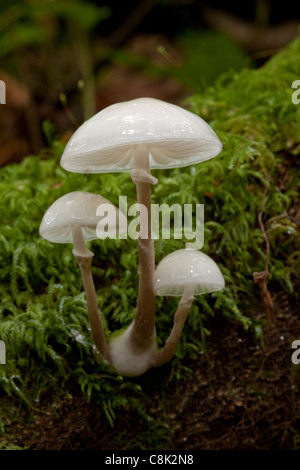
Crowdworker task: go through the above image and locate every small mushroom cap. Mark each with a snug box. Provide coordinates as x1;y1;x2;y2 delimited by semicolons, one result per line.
60;97;222;174
153;248;225;296
39;191;126;243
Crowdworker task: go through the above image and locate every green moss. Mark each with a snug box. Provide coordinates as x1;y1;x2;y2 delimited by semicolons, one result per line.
0;37;300;443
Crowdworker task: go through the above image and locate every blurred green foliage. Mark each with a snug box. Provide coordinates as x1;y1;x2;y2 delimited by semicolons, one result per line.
0;0;248;118
174;29;248;92
0;0;110;54
0;0;111;121
0;0;110;57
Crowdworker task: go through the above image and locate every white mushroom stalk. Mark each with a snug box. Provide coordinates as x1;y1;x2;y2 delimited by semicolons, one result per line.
39;191;127;363
154;284;195;368
71;225;110;361
129;144;157;349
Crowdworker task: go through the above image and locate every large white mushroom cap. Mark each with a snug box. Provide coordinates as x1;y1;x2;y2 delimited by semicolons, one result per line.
60;97;222;173
153;248;225;296
39;191;126;243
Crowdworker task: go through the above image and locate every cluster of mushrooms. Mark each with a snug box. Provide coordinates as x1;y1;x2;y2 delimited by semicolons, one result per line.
40;97;225;377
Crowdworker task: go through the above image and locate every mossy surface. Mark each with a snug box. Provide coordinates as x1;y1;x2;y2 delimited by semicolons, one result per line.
0;37;300;449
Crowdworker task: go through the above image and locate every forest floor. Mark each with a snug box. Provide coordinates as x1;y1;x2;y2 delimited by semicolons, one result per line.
2;286;300;450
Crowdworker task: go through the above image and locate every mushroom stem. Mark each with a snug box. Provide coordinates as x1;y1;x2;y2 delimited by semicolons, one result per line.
130;145;157;347
72;226;111;362
154;285;195;367
72;224;93;258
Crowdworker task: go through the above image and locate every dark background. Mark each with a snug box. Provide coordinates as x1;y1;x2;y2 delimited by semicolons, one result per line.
1;0;300;164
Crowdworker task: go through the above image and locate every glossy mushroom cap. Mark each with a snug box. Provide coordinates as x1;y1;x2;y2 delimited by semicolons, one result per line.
60;97;222;174
153;248;225;296
39;191;126;243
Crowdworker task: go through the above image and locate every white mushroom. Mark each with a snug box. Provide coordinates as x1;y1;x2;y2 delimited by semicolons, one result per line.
39;191;127;362
60;97;222;173
153;248;225;366
153;248;225;296
60;98;223;359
